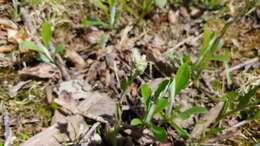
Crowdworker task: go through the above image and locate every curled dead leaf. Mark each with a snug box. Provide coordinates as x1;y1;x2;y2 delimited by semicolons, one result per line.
65;49;86;69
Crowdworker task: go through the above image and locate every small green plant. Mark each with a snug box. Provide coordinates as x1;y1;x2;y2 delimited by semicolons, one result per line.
131;83;168;141
82;0;119;29
20;21;65;63
201;0;222;10
131;76;209;141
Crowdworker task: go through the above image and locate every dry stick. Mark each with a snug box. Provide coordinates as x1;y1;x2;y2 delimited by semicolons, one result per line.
20;8;71;81
50;43;71;80
205;120;252;144
79;122;101;145
3;112;12;146
222;57;259;74
164;33;203;55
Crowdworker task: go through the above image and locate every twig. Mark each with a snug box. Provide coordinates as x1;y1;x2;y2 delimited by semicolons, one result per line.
3;112;12;146
205;120;252;144
164;33;203;55
223;57;259;74
79;122;101;145
49;43;71;80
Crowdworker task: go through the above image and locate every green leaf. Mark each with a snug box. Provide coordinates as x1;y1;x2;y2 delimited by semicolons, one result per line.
93;0;109;14
154;79;170;97
178;106;208;120
55;43;65;54
172;63;190;97
238;86;259;108
131;118;143;126
210;53;230;62
109;3;116;27
252;111;260;120
141;84;152;110
20;41;41;52
154;98;168;115
82;18;109;28
120;79;128;93
169;121;190;138
108;0;116;7
150;124;167;141
145;98;168;123
200;25;211;54
39;53;52;63
40;21;52;46
155;0;167;8
20;41;53;63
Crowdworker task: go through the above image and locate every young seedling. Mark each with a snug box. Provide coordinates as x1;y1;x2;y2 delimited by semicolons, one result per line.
20;21;65;63
82;0;119;29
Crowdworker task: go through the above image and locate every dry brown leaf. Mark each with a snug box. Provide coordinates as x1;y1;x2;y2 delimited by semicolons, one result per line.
7;28;29;44
56;79;92;100
168;10;179;24
0;18;17;30
85;30;104;45
65;49;86;69
21;115;88;146
0;53;13;67
78;91;116;122
54;91;80;114
0;0;9;4
191;102;224;139
19;63;60;79
0;45;15;53
51;110;66;125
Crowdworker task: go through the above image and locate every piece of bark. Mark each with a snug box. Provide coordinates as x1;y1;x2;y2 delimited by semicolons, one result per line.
21;115;88;146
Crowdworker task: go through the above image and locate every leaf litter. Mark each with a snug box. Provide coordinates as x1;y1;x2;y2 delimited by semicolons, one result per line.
0;1;259;146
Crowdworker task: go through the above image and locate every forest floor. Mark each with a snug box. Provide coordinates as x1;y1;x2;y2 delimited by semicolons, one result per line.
0;0;259;146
